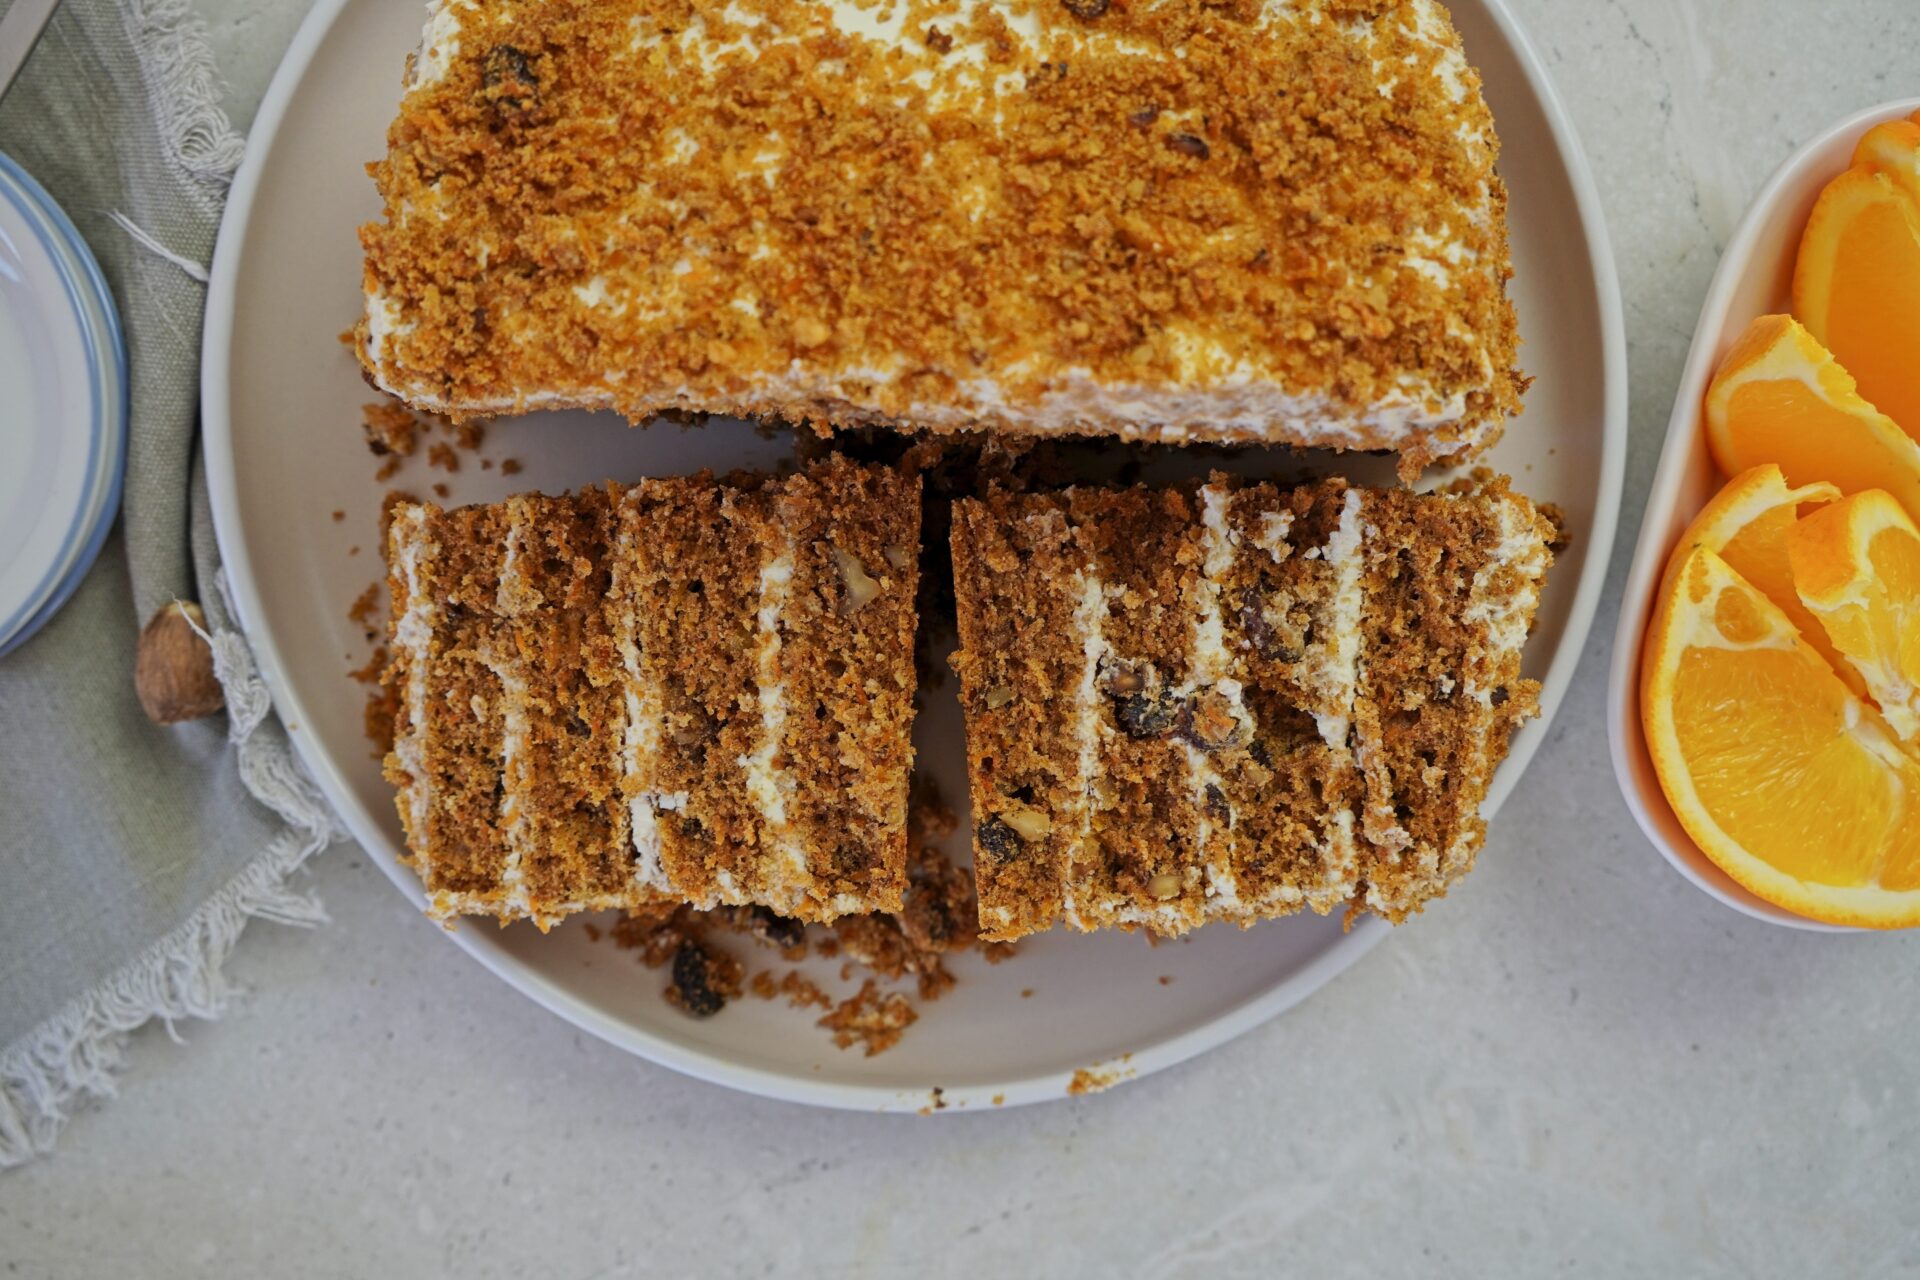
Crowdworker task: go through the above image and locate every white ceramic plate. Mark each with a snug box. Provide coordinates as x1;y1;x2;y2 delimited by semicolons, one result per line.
0;153;126;657
1607;98;1920;934
204;0;1625;1110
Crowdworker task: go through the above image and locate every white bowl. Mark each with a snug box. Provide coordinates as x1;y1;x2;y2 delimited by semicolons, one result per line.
205;0;1626;1108
1607;98;1920;934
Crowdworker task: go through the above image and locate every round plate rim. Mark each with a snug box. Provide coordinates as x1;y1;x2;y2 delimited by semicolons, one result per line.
203;0;1627;1111
0;151;128;657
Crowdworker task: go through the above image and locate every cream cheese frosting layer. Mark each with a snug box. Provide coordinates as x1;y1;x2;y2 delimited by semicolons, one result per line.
733;542;815;914
388;505;438;858
361;328;1491;456
609;501;678;897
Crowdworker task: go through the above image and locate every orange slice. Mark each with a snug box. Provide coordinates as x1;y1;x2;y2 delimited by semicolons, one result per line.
1642;544;1920;928
1852;112;1920;207
1792;165;1920;443
1704;315;1920;524
1669;464;1859;693
1789;489;1920;740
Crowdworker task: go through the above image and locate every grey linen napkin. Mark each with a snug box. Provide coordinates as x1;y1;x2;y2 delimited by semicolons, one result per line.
0;0;341;1167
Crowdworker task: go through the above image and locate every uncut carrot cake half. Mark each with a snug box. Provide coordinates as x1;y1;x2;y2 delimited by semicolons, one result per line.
383;457;920;926
949;474;1556;941
357;0;1522;475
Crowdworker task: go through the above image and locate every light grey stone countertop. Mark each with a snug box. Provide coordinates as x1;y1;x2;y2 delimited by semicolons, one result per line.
7;1;1920;1276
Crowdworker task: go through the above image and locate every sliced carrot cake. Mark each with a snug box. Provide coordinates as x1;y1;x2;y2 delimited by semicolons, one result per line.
949;474;1556;941
384;457;921;926
357;0;1521;475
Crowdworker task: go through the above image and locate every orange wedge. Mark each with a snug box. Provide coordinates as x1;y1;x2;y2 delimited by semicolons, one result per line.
1704;315;1920;524
1669;464;1859;693
1789;489;1920;741
1643;544;1920;928
1852;112;1920;208
1792;165;1920;443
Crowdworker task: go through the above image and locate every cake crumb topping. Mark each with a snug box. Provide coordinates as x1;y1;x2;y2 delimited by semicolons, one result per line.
819;981;918;1057
359;0;1521;468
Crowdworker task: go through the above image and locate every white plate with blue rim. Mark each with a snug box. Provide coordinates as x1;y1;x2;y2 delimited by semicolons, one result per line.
0;151;127;657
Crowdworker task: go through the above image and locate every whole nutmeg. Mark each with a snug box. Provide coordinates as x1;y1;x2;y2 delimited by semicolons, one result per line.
135;600;225;725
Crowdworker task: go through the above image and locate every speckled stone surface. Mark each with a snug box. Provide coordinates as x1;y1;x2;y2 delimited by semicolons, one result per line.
7;1;1920;1275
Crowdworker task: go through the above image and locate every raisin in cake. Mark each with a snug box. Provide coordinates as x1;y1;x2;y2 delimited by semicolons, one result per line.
949;474;1556;940
384;458;920;926
358;0;1521;475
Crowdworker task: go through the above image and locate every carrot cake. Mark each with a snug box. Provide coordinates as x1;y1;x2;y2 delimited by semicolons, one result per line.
357;0;1521;475
383;457;921;926
949;473;1556;940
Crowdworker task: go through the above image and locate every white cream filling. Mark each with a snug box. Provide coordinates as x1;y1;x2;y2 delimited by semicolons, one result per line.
362;288;411;368
1426;493;1549;883
736;546;813;911
369;362;1480;453
611;506;683;893
1185;486;1246;912
1465;498;1553;659
1313;490;1367;753
1311;489;1368;897
391;507;438;849
410;0;473;89
572;275;626;314
481;519;539;920
1409;0;1474;108
1059;570;1112;933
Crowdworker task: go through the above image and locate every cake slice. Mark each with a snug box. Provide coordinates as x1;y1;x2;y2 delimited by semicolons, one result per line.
1347;480;1556;917
384;458;920;926
357;0;1520;475
949;474;1555;941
